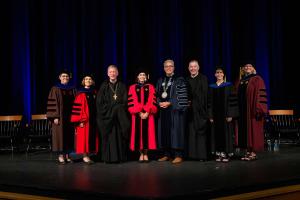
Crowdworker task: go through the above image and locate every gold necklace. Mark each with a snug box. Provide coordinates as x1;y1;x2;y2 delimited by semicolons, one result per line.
109;82;118;100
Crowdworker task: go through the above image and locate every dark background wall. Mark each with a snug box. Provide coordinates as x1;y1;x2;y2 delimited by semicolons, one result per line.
0;0;298;120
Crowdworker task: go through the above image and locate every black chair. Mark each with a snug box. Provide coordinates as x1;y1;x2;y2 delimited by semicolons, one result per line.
26;114;52;152
269;110;300;144
0;115;23;153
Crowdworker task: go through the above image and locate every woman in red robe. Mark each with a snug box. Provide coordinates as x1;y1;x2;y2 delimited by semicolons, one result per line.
71;74;98;164
237;61;268;161
128;69;157;162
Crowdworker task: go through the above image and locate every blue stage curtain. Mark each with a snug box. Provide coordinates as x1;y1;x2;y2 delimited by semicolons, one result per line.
0;0;295;118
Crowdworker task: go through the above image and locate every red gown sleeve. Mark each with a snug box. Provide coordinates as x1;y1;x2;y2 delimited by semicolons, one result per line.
128;84;143;114
71;93;88;123
143;84;157;114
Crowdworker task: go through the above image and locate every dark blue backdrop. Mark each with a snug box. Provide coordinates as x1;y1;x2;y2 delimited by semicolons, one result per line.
0;0;298;120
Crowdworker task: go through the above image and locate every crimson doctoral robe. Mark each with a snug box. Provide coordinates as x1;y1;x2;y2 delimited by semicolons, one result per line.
237;74;268;152
128;83;157;151
71;89;99;154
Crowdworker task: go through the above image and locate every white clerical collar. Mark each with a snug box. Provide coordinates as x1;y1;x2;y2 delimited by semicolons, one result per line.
109;79;117;84
191;73;199;78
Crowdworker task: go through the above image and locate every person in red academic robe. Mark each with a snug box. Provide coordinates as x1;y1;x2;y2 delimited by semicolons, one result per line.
237;61;268;161
46;69;76;164
71;74;98;164
128;69;157;162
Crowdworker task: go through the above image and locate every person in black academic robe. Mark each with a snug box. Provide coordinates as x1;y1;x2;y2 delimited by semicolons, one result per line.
96;65;130;163
186;60;209;161
156;59;189;164
46;69;76;164
208;66;238;162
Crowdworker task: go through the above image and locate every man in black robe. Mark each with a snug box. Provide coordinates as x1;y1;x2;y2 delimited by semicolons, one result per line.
186;60;209;161
96;65;130;163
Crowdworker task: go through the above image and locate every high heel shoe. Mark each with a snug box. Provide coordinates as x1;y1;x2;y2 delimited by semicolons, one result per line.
58;157;66;165
138;154;144;163
143;155;150;163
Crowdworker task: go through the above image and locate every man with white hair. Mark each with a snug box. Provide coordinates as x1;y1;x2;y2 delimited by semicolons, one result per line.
156;59;189;164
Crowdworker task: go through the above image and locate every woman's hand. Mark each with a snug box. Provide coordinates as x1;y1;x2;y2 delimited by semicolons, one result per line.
54;118;59;125
226;117;232;122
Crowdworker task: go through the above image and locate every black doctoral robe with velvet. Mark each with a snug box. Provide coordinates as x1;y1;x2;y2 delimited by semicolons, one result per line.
208;82;238;156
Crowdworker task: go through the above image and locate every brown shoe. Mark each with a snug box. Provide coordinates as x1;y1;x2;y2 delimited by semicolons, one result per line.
172;157;183;164
158;156;169;162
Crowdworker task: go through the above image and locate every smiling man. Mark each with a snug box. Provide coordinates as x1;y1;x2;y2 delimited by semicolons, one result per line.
156;59;189;164
186;60;209;161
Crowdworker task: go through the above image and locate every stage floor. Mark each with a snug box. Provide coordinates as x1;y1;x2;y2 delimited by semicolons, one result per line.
1;146;300;199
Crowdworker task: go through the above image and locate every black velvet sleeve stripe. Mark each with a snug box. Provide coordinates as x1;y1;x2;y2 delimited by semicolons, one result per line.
259;89;267;91
47;99;56;102
72;108;81;111
259;95;267;98
47;109;56;112
178;102;189;106
128;104;134;108
128;94;133;98
259;101;268;104
177;91;187;95
176;85;187;89
178;96;188;100
47;103;56;106
71;112;80;116
73;103;82;106
128;99;133;103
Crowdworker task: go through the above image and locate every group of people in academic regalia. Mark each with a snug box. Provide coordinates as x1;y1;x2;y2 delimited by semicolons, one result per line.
46;58;268;165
